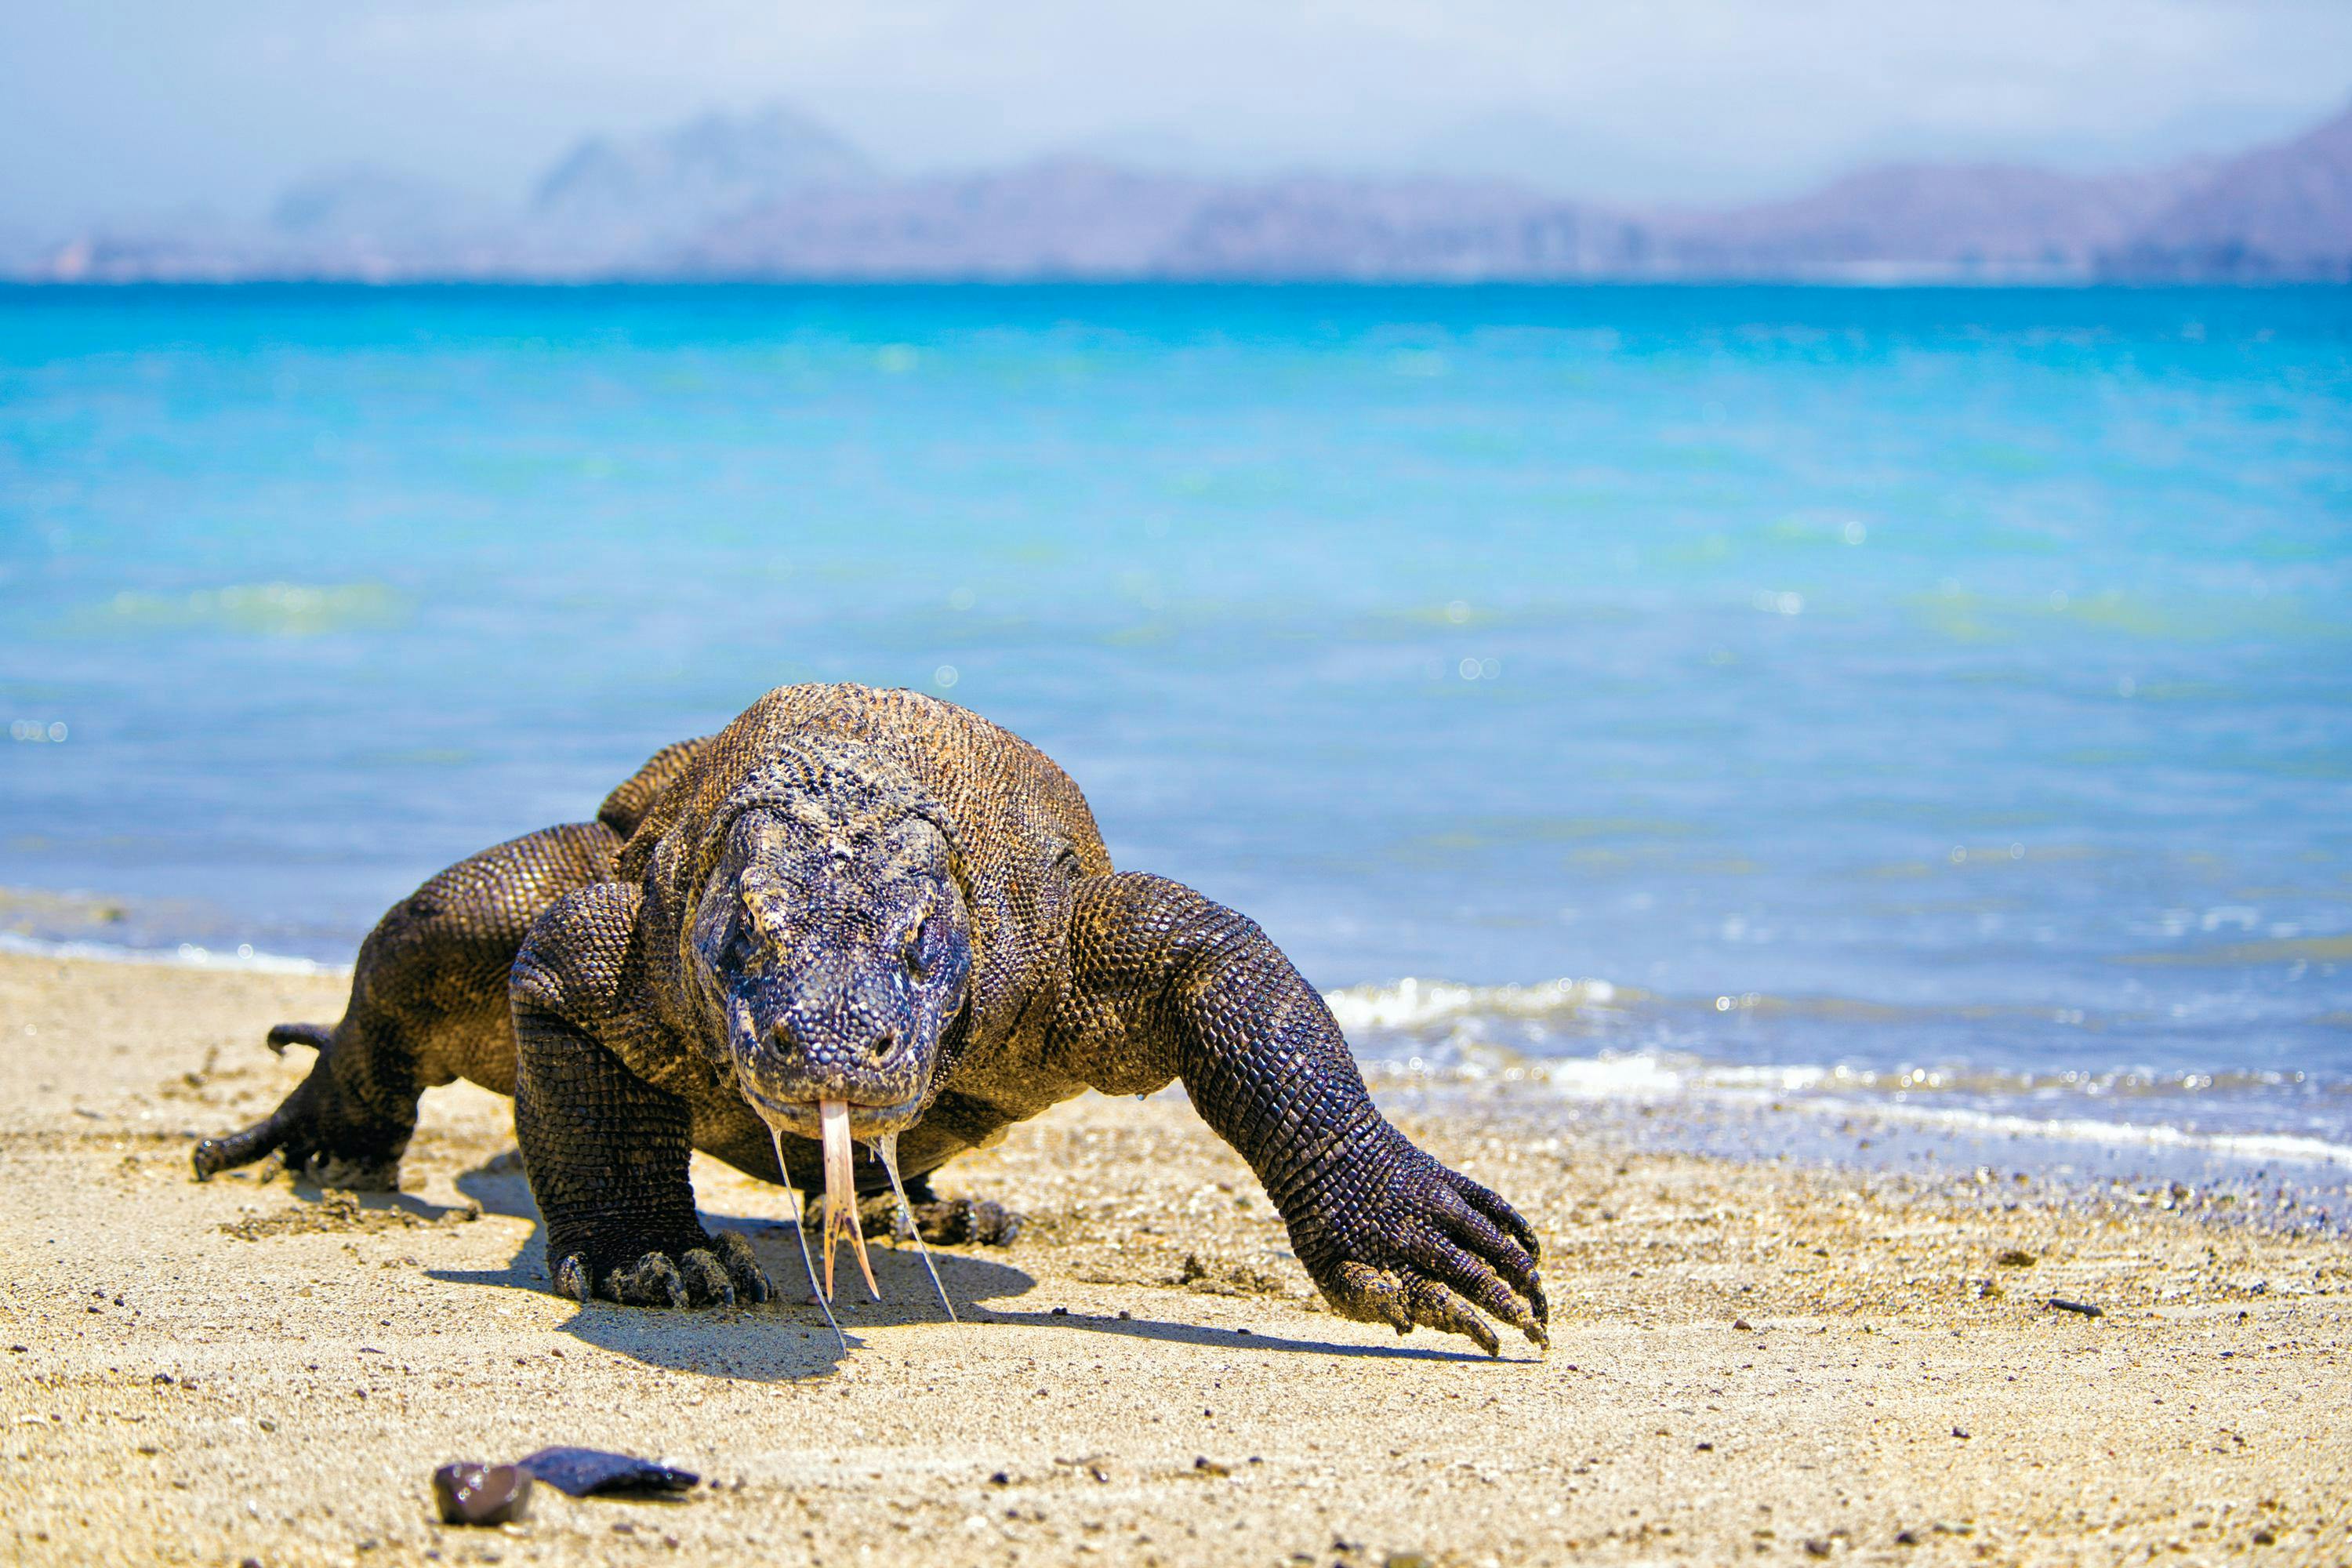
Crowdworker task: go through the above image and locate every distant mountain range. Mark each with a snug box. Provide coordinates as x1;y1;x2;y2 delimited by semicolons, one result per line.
16;99;2350;284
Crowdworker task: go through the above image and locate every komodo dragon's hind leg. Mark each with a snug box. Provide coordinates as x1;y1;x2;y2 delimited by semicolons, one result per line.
192;821;627;1189
192;739;709;1192
192;1013;421;1189
186;1026;335;1176
846;1171;1022;1247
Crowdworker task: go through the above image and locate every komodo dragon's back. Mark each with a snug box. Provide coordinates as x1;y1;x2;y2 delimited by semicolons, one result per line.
619;683;1112;889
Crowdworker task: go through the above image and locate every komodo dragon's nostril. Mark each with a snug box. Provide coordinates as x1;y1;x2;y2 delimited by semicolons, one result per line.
866;1029;896;1060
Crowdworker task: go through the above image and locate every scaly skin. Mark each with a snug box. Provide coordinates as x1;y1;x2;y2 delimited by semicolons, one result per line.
195;685;1544;1353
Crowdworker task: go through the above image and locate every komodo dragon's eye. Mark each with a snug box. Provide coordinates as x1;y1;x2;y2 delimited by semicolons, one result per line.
901;913;930;980
726;898;785;967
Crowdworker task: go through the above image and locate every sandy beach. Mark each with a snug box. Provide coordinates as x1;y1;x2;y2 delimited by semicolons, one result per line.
2;947;2347;1566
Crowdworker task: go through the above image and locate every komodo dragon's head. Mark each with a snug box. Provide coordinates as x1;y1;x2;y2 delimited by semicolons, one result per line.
681;739;973;1149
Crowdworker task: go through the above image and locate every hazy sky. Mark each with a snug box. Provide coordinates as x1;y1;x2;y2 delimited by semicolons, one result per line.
4;0;2348;230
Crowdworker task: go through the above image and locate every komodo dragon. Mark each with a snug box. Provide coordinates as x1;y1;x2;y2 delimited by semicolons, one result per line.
194;684;1546;1355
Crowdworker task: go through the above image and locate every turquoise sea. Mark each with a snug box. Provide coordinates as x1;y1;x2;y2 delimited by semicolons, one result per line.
3;284;2348;1185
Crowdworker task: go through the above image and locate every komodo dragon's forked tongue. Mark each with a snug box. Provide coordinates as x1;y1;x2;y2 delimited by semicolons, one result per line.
764;1120;848;1353
758;1102;959;1351
818;1099;880;1301
873;1131;958;1323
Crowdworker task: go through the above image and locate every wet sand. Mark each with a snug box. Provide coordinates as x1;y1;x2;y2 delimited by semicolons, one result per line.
2;949;2347;1566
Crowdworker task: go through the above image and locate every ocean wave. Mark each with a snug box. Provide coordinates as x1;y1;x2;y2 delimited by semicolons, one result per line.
1325;973;2332;1094
1322;975;1632;1032
1362;1045;2352;1169
1360;1032;2330;1105
1695;1058;2321;1099
1513;1052;1687;1100
1321;973;2140;1042
1819;1097;2352;1171
0;931;347;976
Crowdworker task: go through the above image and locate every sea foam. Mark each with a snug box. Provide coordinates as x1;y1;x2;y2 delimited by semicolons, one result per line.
0;931;347;976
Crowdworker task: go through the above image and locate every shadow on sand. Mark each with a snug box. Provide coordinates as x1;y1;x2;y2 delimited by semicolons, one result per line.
419;1160;1035;1380
973;1305;1502;1363
401;1155;1506;1377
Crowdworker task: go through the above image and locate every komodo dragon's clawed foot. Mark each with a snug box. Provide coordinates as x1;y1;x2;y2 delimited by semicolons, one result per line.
1298;1136;1548;1358
908;1196;1021;1246
839;1178;1022;1247
190;1021;410;1192
552;1230;772;1309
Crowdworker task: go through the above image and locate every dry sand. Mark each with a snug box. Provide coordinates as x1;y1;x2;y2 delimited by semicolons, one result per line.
2;948;2348;1566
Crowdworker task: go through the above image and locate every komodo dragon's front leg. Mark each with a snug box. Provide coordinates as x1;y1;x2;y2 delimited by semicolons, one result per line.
508;883;772;1309
1049;874;1548;1356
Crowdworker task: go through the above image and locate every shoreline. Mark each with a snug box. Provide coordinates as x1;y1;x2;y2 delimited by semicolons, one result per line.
4;949;2350;1564
5;924;2349;1210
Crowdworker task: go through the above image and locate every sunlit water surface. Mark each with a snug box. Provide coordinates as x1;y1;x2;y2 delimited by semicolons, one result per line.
3;285;2347;1181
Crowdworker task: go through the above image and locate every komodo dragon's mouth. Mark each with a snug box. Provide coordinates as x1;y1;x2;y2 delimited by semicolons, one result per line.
751;1098;957;1351
737;1083;922;1143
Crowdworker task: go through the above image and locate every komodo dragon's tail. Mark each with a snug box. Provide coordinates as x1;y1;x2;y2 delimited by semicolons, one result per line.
265;1022;334;1054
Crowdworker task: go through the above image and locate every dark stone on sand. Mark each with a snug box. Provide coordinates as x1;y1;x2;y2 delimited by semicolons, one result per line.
431;1461;532;1525
519;1446;699;1497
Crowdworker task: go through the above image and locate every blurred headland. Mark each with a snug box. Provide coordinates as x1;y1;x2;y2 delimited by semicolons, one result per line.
18;97;2351;285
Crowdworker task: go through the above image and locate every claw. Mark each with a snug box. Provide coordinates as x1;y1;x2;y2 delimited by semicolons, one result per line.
1406;1278;1501;1357
1455;1175;1542;1265
710;1230;772;1305
1332;1261;1414;1336
606;1251;688;1308
1425;1196;1547;1351
191;1110;289;1181
553;1252;593;1302
677;1249;736;1306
